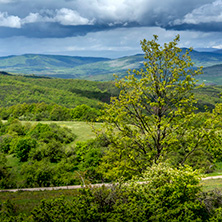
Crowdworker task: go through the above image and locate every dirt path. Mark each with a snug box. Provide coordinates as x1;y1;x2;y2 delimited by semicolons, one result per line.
0;183;110;192
1;175;222;192
202;175;222;180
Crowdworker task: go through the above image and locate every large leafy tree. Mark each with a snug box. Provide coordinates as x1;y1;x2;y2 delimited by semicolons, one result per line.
99;35;220;179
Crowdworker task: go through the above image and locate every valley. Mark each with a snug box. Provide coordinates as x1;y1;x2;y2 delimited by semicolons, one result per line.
1;49;222;83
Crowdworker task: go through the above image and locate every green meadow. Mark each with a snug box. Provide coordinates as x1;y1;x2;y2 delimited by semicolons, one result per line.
21;120;103;143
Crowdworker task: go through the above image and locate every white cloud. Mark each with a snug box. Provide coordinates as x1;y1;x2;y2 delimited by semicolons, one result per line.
55;8;94;25
174;0;222;25
0;12;21;28
21;13;44;24
73;0;213;26
75;0;153;24
212;44;222;49
0;1;215;30
0;8;94;28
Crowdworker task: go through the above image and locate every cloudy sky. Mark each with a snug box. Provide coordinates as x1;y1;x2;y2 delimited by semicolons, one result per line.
0;0;222;58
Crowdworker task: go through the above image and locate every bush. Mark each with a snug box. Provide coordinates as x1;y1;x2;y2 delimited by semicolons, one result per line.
11;137;37;162
28;123;75;144
0;134;13;153
20;160;54;187
27;164;209;221
70;136;109;183
30;140;65;163
131;164;208;221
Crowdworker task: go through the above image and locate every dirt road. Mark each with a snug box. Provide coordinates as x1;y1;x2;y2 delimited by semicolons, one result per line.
1;175;222;192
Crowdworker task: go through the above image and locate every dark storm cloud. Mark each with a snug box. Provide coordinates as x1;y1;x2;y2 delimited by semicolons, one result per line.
0;23;111;38
166;22;222;32
0;0;218;38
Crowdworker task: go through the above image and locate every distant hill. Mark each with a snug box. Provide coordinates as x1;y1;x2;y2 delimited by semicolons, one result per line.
211;49;222;54
1;50;222;83
0;54;110;78
197;64;222;85
184;49;222;67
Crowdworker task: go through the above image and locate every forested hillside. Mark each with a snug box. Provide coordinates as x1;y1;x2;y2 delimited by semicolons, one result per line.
0;73;119;108
0;73;222;113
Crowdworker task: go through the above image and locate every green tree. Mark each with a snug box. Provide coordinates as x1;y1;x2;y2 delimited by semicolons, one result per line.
99;35;218;179
6;119;25;136
12;137;37;162
49;105;71;121
21;160;53;187
71;104;101;121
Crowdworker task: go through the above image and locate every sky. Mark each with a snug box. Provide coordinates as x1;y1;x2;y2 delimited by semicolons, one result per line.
0;0;222;58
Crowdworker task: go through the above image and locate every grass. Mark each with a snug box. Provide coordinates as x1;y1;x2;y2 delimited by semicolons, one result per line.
200;162;222;191
0;189;80;216
204;162;222;177
21;120;103;143
0;177;222;216
201;178;222;192
52;121;103;142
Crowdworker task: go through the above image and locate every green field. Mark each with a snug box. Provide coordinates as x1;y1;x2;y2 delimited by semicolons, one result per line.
2;120;103;143
21;120;103;143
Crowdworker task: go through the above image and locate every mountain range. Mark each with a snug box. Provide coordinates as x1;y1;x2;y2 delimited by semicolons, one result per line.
1;49;222;84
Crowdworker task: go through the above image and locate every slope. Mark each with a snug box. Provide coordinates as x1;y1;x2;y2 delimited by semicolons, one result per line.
0;54;110;78
0;74;119;108
0;73;222;111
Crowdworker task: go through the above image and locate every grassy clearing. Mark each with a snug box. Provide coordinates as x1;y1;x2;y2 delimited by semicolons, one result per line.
201;162;222;191
21;120;104;143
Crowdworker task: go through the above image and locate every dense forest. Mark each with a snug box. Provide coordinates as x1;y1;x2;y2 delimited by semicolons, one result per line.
2;36;222;221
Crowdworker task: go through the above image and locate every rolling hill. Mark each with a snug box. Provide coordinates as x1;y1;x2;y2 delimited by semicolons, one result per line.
0;54;110;78
0;73;119;108
0;73;222;111
0;49;222;83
